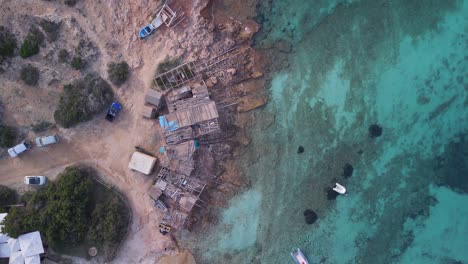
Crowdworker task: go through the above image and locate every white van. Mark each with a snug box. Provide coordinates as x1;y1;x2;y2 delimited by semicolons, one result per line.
35;134;59;147
8;141;32;158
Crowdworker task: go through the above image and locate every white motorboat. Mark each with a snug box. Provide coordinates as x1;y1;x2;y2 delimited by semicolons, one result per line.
333;183;347;194
291;248;310;264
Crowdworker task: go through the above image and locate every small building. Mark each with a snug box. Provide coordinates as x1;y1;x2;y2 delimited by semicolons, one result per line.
164;127;194;145
178;195;199;213
147;185;163;201
160;156;194;176
163;140;197;161
166;86;192;104
145;89;164;109
142;105;157;119
128;152;157;175
159;101;219;134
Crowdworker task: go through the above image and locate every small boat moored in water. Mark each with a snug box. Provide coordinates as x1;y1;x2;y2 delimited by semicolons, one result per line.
333;182;347;195
291;248;310;264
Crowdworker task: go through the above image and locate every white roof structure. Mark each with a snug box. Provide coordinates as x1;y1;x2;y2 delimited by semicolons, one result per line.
24;254;40;264
8;238;20;253
9;251;24;264
0;243;10;258
18;231;44;258
128;152;157;175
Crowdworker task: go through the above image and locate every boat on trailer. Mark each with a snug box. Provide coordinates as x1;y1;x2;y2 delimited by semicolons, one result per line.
291;248;310;264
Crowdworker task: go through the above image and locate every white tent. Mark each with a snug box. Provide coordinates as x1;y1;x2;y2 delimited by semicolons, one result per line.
8;238;20;253
8;251;24;264
24;255;40;264
128;152;157;175
18;232;44;258
0;243;10;258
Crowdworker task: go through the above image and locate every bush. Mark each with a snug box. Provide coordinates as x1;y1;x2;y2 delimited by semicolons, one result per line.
20;64;40;86
71;56;84;70
64;0;78;6
0;124;16;148
1;207;39;238
156;56;182;74
39;19;61;42
89;197;127;243
107;61;129;86
58;49;69;63
20;27;44;58
2;166;130;258
0;185;17;207
54;74;114;128
41;166;92;244
0;26;17;61
31;121;53;132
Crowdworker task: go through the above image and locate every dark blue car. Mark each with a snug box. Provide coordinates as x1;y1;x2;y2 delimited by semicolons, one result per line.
105;102;122;122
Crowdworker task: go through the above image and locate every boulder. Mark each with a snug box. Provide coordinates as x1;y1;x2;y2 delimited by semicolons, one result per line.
343;163;353;178
303;209;317;224
297;146;304;154
369;124;383;138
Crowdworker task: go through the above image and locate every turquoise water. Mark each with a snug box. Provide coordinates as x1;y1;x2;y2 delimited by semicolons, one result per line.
192;1;468;263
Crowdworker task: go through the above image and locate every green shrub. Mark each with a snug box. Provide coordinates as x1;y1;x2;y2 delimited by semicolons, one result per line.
0;124;16;148
58;49;69;63
54;74;114;128
20;27;44;58
107;61;129;86
0;185;17;206
0;26;17;61
41;166;92;244
2;166;130;258
39;19;61;42
71;56;84;70
1;207;39;238
156;56;182;74
64;0;78;6
31;121;53;132
89;197;127;243
20;64;40;86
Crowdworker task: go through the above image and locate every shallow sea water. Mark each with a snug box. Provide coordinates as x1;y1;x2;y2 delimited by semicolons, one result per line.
192;1;468;263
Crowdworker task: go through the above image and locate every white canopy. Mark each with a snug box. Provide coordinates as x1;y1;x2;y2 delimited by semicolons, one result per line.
8;238;20;253
8;251;24;264
128;152;157;175
24;254;40;264
18;232;44;258
0;243;10;258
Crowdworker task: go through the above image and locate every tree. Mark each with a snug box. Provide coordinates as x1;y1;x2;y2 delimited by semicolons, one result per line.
20;65;40;86
89;197;127;243
1;207;39;238
0;124;16;148
20;27;44;58
41;166;92;245
0;185;17;213
70;56;85;70
39;19;61;42
54;74;114;128
0;26;17;61
107;61;129;86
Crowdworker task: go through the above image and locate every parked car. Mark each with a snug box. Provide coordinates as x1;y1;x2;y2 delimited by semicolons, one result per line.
105;102;122;122
8;141;32;158
35;134;59;147
24;176;47;186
